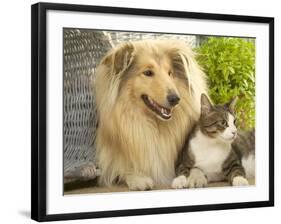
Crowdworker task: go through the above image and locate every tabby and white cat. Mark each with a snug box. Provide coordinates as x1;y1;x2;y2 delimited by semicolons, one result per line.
172;94;255;189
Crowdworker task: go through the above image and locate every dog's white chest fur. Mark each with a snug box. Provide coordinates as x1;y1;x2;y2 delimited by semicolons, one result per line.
190;131;231;182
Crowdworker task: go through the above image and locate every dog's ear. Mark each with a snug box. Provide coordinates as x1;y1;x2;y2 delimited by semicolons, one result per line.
169;43;205;95
169;48;194;93
102;42;135;75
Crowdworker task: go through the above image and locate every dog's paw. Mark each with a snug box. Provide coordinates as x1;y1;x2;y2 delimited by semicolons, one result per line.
172;175;188;189
186;168;207;188
79;162;99;180
126;175;154;191
232;176;249;186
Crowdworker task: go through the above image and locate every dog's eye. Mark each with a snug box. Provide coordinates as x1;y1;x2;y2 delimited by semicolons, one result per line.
143;70;154;77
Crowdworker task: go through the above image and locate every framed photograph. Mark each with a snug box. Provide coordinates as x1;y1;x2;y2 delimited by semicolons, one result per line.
31;2;274;222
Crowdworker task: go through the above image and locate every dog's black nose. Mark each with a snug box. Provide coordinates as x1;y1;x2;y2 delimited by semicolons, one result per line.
167;94;180;106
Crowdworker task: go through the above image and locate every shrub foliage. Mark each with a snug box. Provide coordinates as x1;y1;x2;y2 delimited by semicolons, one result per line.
196;37;255;130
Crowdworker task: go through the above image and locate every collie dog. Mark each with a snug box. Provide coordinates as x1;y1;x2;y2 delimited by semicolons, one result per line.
94;40;207;190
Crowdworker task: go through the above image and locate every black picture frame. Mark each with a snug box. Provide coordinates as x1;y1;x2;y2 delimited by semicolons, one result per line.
31;2;274;222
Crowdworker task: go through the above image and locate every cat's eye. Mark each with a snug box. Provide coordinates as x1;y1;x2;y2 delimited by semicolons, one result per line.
168;70;173;76
234;119;237;125
220;120;227;126
143;70;154;77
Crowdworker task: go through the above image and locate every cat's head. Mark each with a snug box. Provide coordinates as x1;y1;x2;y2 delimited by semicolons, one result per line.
199;94;238;142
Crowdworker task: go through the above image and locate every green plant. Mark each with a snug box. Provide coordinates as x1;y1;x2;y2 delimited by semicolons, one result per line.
196;37;255;130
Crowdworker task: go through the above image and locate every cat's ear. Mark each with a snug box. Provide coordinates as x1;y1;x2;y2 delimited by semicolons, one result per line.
201;94;212;114
225;96;238;114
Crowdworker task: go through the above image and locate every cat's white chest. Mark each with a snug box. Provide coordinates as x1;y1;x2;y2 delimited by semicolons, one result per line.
190;131;231;182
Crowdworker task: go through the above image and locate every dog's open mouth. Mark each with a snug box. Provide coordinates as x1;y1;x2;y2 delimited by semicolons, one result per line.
141;94;172;120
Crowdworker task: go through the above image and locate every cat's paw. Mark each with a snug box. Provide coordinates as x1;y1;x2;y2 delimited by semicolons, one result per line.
126;175;154;191
172;175;188;189
186;168;207;188
232;176;249;186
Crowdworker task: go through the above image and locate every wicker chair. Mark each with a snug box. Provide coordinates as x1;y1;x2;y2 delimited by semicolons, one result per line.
63;29;113;183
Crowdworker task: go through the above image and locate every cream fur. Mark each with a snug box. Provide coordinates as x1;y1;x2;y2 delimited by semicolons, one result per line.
94;40;207;189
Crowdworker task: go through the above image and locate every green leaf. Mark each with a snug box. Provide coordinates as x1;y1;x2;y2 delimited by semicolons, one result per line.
229;67;235;74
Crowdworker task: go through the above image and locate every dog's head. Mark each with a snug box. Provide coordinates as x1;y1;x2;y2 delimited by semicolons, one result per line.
99;40;203;121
